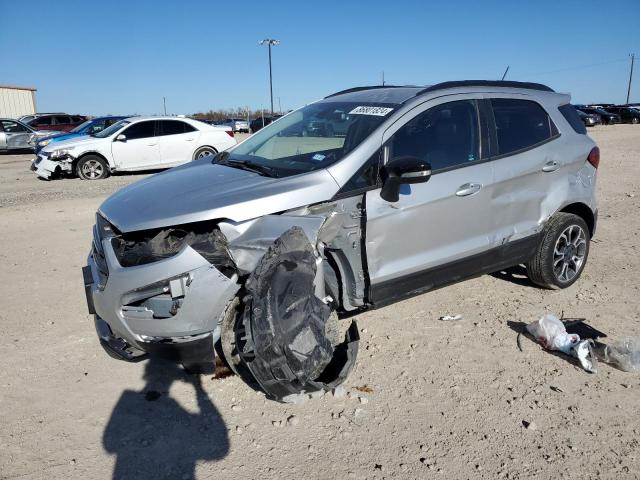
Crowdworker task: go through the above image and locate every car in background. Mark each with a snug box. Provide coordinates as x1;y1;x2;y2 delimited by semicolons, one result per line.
249;114;282;133
0;118;58;152
222;118;249;133
604;106;640;124
35;116;128;152
26;114;87;132
575;108;601;127
32;116;236;180
577;107;620;125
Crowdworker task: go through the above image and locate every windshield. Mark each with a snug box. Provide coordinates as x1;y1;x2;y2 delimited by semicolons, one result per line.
94;119;130;138
71;120;94;133
227;101;395;177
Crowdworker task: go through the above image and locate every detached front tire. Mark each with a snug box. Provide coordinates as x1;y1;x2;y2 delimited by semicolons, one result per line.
77;155;109;180
527;213;590;289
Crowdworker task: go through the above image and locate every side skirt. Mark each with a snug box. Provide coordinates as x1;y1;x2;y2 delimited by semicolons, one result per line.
369;233;541;308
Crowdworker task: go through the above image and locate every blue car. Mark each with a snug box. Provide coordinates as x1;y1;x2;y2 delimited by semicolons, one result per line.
34;116;127;152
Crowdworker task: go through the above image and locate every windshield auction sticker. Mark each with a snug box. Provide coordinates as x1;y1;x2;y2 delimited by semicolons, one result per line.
349;106;394;116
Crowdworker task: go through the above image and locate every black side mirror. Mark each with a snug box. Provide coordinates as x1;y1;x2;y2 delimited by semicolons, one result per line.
380;156;432;202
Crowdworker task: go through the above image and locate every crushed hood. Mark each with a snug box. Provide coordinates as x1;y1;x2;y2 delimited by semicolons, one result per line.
99;159;340;233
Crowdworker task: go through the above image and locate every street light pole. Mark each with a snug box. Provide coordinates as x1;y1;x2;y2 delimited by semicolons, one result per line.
627;53;635;104
259;38;280;115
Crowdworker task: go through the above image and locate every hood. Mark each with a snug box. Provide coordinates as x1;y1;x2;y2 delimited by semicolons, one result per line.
39;132;83;143
99;159;340;233
42;134;102;151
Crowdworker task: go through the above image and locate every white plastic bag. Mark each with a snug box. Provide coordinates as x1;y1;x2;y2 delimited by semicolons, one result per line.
526;314;579;354
603;337;640;372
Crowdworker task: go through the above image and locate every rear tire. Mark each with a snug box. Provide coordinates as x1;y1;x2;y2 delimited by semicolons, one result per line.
76;155;109;180
632;117;639;124
526;213;590;289
193;146;217;160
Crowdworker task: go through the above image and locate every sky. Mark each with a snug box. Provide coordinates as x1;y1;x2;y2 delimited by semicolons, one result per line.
1;0;639;116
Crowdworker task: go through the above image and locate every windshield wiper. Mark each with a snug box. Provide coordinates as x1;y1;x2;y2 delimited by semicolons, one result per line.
214;154;278;178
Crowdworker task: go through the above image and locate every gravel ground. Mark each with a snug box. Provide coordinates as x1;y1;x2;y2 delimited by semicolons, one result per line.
0;126;639;480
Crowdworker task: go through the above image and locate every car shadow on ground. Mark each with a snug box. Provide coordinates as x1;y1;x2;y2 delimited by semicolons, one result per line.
491;265;536;287
103;357;229;480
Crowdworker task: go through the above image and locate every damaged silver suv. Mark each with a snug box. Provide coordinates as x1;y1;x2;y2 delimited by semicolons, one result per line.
84;81;599;401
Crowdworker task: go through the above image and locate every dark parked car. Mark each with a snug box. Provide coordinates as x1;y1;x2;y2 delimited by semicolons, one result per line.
576;108;601;127
26;114;87;132
577;107;620;125
605;106;640;124
250;115;282;133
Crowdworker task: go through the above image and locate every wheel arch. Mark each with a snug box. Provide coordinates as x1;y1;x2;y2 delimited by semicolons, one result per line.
74;151;112;172
558;202;595;236
193;145;218;160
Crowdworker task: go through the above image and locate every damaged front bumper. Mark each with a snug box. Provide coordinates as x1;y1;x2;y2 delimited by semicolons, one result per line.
31;152;74;179
84;228;240;362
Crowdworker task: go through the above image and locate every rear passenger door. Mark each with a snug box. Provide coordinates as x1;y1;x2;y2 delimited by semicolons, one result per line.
486;97;561;243
156;120;199;166
365;96;494;292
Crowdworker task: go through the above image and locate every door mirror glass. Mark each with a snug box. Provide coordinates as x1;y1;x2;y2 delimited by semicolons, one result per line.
115;134;126;142
380;156;431;202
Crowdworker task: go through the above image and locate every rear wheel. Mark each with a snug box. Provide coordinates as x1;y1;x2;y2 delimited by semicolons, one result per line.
526;213;590;289
632;117;639;125
76;155;109;180
193;146;217;160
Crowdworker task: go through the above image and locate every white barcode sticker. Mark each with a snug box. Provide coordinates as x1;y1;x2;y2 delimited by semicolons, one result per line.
349;106;394;116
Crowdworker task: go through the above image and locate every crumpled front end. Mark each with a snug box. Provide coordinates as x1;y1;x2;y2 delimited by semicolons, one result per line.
31;151;75;179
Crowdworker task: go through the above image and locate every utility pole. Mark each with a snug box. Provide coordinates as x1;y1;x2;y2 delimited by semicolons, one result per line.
163;97;167;115
501;66;509;81
382;71;385;86
627;54;635;104
277;97;281;114
259;38;280;115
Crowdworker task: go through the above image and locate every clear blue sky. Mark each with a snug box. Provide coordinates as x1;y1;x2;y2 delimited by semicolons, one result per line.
2;0;638;115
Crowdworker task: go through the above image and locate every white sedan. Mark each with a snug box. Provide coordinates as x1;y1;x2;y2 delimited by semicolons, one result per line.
31;116;237;180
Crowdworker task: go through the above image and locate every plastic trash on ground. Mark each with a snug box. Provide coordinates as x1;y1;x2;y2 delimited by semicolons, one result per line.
526;314;597;373
602;337;640;372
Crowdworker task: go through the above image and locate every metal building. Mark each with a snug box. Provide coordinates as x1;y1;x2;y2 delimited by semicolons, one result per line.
0;85;37;118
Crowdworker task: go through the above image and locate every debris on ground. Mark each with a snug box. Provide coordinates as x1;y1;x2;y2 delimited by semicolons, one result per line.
439;314;463;322
525;314;598;373
601;337;640;372
354;385;374;393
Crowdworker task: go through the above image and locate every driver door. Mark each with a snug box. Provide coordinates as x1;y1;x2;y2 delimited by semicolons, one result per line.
365;96;495;304
111;120;161;170
0;120;32;149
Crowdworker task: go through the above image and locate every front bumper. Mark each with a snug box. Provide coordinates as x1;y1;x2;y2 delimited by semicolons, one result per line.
31;152;73;179
84;232;239;358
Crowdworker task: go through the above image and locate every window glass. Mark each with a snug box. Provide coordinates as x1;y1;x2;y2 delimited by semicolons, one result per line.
54;116;71;124
123;121;156;140
340;150;382;194
72;116;84;123
35;116;52;126
389;100;479;171
1;120;28;133
491;99;556;155
558;104;586;134
159;120;193;136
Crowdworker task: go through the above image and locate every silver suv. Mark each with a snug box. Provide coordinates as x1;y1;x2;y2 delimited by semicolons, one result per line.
84;81;599;401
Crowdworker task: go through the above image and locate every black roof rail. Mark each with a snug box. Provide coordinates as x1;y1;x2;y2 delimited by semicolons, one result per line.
416;80;554;96
324;85;413;99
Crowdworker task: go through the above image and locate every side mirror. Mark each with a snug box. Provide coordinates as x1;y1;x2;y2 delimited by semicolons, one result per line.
380;156;432;202
115;134;126;142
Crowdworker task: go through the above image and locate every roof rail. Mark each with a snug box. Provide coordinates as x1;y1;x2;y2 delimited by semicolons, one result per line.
416;80;554;96
324;85;410;99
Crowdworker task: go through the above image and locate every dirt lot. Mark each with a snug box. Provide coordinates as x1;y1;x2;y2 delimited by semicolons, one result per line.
1;127;639;480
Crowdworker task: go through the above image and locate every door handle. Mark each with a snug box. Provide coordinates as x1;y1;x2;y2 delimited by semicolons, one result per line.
542;160;559;172
185;138;194;142
147;143;157;146
455;183;482;197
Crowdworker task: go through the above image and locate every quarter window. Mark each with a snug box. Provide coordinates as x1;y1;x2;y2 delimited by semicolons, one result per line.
389;100;480;172
123;121;156;140
491;99;557;155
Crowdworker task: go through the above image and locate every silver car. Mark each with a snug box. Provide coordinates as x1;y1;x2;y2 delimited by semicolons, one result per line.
0;118;57;151
84;81;599;401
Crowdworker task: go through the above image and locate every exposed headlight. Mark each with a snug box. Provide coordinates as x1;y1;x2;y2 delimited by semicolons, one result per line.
50;148;73;159
38;139;52;147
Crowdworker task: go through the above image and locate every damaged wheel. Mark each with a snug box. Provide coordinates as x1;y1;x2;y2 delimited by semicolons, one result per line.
77;155;109;180
235;226;360;402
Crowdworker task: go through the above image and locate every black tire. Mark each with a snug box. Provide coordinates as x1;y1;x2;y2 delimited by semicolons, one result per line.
526;213;590;289
193;146;217;160
76;155;109;180
632;117;639;125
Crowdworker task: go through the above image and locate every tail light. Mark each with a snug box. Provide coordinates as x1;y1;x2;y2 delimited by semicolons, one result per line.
587;146;600;169
225;129;234;138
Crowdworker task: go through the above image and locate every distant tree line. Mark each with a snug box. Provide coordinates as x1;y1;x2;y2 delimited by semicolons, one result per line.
191;107;279;121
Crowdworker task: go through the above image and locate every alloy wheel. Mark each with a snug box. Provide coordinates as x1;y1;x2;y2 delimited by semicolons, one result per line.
82;160;104;179
553;225;587;283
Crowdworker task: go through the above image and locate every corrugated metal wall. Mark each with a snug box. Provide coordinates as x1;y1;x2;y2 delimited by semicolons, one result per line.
0;87;36;118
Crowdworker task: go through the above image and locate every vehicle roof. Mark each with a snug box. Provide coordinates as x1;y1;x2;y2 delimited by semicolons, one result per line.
125;116;201;122
323;80;557;105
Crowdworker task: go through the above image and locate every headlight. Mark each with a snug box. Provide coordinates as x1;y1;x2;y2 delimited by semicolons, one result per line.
39;139;52;147
50;148;72;159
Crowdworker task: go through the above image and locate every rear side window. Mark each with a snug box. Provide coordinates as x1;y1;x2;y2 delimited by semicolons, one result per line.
389;100;479;172
35;116;52;126
54;116;71;124
558;104;587;134
123;121;156;140
159;120;196;136
491;99;558;155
